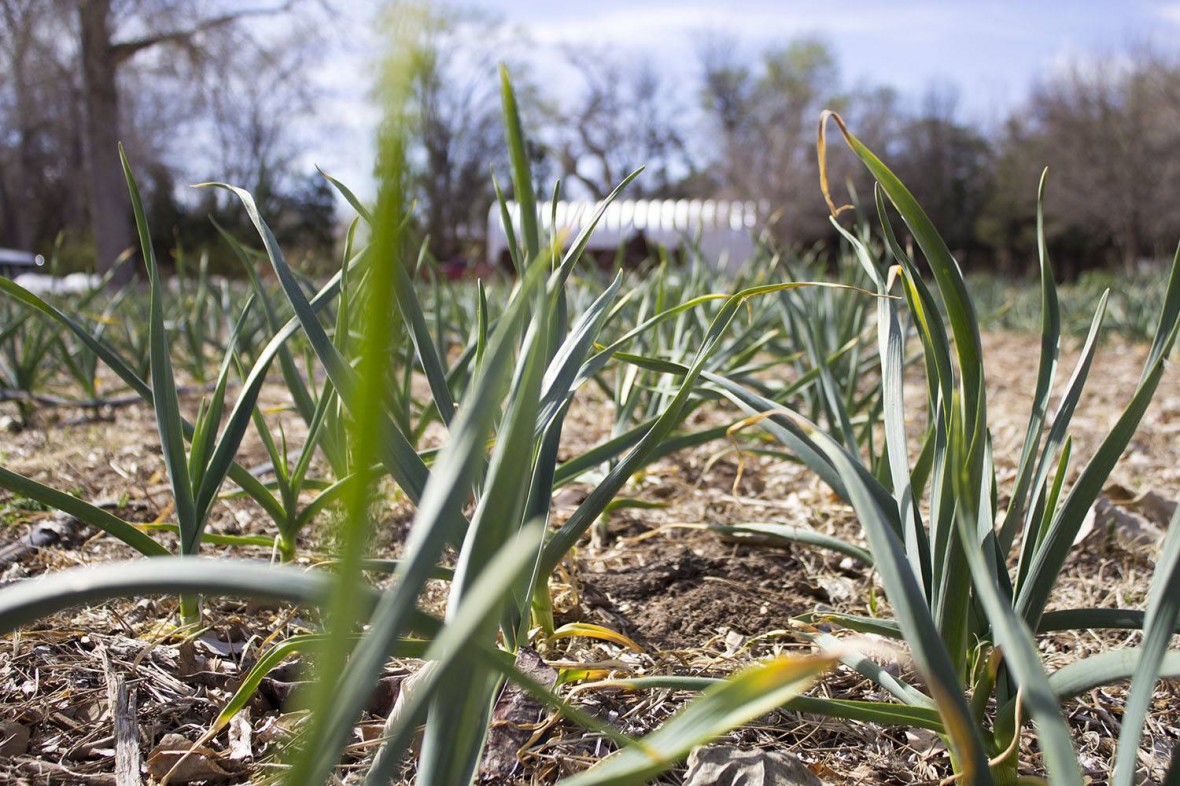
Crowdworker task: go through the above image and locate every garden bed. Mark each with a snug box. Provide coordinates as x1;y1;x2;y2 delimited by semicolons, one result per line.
1;330;1176;784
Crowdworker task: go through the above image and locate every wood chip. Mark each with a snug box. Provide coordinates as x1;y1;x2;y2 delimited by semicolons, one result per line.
97;645;142;786
479;647;559;781
227;710;252;762
16;757;117;784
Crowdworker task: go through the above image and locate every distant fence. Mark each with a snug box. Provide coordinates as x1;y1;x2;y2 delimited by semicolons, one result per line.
486;199;762;272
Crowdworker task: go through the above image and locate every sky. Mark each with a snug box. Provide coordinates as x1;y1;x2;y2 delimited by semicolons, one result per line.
299;0;1180;200
473;0;1177;119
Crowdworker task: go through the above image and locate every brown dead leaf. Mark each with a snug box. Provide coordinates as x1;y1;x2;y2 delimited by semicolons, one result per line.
254;712;306;750
146;733;245;784
227;711;252;763
684;745;826;786
1076;496;1164;548
0;720;31;757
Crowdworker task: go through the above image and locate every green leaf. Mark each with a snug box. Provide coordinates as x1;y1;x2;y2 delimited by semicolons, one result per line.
1114;504;1180;784
214;220;317;426
1015;242;1180;628
204;182;431;504
704;522;872;564
1014;294;1107;595
833;219;930;594
1044;648;1180;704
1038;607;1180;633
953;500;1082;783
798;421;992;781
542;282;856;579
395;240;456;426
365;523;549;785
557;655;835;786
293;259;550;786
998;169;1060;554
0;558;432;635
570;674;941;731
0;467;168;557
500;65;539;265
822;112;985;447
122;146;199;557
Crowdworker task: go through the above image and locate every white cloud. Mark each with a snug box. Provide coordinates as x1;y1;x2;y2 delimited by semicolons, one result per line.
1158;2;1180;26
522;3;998;51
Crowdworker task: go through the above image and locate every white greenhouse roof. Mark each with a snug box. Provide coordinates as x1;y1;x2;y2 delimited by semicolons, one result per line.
487;199;762;271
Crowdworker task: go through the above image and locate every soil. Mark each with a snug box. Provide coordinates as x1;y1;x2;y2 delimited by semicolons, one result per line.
0;330;1177;784
580;541;818;652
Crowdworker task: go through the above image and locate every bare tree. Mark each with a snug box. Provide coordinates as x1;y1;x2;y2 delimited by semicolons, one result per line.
698;36;860;244
399;7;527;262
985;47;1180;274
0;0;87;251
889;85;993;262
74;0;301;281
0;0;336;278
550;51;694;200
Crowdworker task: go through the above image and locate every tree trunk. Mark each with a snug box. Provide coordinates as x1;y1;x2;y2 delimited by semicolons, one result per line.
1122;215;1141;276
4;10;37;251
79;0;135;284
0;167;17;249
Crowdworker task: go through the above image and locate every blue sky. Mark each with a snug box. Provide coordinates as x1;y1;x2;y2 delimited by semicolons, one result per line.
302;1;1180;198
476;0;1179;120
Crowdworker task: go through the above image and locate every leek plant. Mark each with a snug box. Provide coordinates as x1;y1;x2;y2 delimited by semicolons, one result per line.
0;152;364;619
772;242;882;457
677;115;1180;783
56;291;121;402
282;54;850;783
0;306;61;422
104;284;154;380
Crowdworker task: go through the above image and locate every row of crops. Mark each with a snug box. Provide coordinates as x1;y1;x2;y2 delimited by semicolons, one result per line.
1;71;1179;784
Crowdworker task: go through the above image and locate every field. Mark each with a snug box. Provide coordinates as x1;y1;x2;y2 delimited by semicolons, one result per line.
1;85;1179;786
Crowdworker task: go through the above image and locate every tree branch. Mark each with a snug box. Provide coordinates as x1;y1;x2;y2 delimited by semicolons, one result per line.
110;2;293;65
